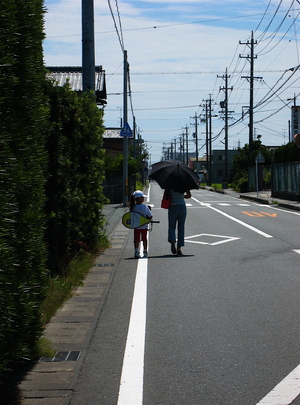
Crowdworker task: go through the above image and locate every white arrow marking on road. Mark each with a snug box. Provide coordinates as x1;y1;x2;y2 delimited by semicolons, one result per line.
185;233;240;246
192;197;273;238
293;249;300;254
256;364;300;405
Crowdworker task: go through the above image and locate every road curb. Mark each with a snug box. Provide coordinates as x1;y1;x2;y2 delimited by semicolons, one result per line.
202;186;300;212
19;215;130;405
239;195;270;205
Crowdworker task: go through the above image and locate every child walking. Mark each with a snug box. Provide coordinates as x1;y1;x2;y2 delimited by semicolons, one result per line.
129;190;152;258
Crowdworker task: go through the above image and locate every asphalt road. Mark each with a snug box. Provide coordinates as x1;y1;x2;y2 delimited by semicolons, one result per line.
69;183;300;405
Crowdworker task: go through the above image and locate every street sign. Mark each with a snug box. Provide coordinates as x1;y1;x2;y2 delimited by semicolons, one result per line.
120;122;132;137
255;151;265;164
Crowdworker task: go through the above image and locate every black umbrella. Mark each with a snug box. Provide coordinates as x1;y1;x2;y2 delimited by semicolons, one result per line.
149;160;199;193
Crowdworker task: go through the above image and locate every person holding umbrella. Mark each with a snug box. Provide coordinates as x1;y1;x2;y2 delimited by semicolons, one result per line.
163;188;191;255
149;159;199;255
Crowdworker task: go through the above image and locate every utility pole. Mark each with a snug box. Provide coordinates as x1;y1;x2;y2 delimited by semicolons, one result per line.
201;95;216;186
122;50;128;206
180;132;185;162
218;68;233;185
174;138;177;160
82;0;95;92
185;125;189;166
190;113;199;173
132;115;136;190
200;101;209;185
133;115;136;159
240;31;262;156
209;98;213;185
205;102;209;184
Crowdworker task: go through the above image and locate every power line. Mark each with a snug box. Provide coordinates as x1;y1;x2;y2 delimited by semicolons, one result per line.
107;0;124;51
255;0;284;42
114;0;124;50
257;9;299;56
105;69;287;76
45;7;300;39
253;0;272;34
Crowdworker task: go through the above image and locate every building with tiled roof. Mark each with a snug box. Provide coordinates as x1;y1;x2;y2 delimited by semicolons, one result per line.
46;65;106;105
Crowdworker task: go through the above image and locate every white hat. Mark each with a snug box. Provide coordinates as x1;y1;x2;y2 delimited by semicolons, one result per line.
133;190;147;198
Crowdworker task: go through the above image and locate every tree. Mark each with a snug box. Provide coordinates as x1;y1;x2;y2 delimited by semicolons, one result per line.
273;141;300;163
229;138;273;192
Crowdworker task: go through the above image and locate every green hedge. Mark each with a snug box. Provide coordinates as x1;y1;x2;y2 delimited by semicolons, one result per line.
44;83;107;275
0;1;108;381
0;0;48;376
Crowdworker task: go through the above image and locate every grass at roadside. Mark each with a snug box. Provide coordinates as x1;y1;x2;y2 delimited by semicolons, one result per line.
38;235;110;356
211;183;222;190
40;250;96;325
35;337;56;357
201;183;232;190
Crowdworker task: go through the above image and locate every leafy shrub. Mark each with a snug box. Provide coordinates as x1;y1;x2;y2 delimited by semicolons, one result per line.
232;173;248;192
0;0;48;379
44;83;107;275
273;142;300;163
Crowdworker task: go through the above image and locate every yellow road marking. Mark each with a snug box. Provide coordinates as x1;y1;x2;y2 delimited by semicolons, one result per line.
242;211;277;218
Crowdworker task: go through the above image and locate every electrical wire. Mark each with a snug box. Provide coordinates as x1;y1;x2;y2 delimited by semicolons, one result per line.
105;0;298;156
256;0;283;42
254;65;299;109
257;10;299;56
253;0;272;35
107;0;124;51
115;0;124;51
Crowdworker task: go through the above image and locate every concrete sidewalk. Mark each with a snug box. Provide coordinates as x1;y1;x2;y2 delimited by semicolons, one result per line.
19;204;129;405
18;192;299;404
216;187;300;212
241;192;300;211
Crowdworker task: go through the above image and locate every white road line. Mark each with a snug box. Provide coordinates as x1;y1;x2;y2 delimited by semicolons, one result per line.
256;364;300;405
185;233;240;246
192;197;273;238
146;183;151;203
293;249;300;255
264;205;300;216
117;245;148;405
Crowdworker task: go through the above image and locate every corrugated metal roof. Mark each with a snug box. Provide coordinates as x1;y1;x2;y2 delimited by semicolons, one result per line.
46;66;106;104
103;128;122;138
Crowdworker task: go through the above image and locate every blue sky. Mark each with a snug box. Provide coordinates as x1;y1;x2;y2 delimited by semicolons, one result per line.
43;0;300;164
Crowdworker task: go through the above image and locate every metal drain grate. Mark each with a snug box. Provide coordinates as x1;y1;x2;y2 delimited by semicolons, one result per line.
40;351;81;362
96;263;114;267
